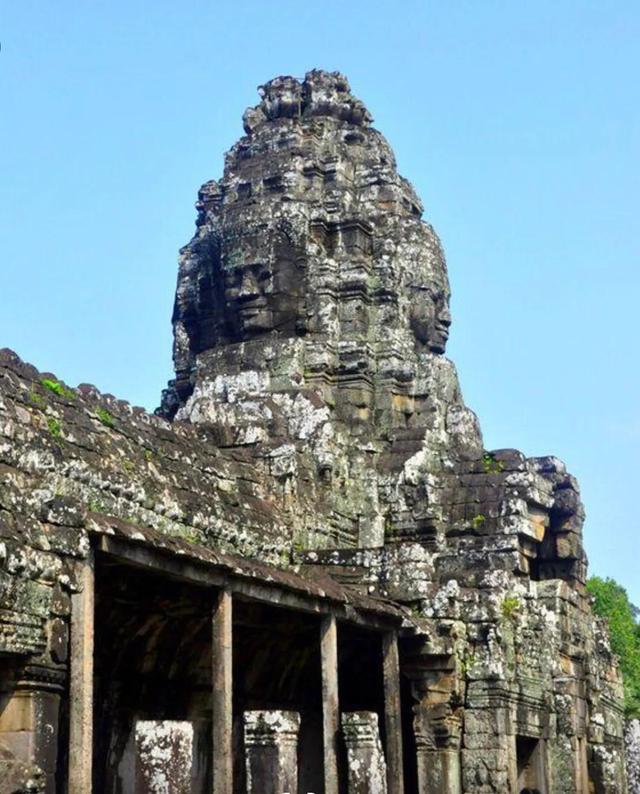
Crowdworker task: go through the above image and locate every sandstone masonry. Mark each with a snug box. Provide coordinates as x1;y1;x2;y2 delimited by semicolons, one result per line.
0;70;628;793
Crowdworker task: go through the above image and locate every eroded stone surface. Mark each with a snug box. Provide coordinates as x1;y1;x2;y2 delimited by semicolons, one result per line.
243;710;300;794
342;712;387;794
627;719;640;794
135;721;193;793
0;70;629;792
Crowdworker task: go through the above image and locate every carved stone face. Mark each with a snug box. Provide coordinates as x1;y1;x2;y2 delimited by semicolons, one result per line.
259;76;302;121
222;236;305;340
409;282;452;354
223;262;274;336
303;70;372;125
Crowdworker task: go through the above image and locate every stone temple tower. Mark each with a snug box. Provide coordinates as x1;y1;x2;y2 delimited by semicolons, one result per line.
0;71;628;793
158;69;627;791
161;69;484;552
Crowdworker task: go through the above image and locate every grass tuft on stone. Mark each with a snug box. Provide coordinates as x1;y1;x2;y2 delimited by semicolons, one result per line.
95;407;115;428
41;378;75;400
47;417;62;438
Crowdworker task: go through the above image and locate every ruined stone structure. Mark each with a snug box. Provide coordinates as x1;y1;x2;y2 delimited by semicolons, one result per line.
0;70;628;793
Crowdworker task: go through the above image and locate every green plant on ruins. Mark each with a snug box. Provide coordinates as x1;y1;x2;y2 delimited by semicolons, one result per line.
41;378;74;400
482;452;504;474
29;390;45;408
459;650;478;676
587;575;640;718
95;407;115;428
471;513;486;530
501;595;520;620
46;417;62;438
87;498;106;513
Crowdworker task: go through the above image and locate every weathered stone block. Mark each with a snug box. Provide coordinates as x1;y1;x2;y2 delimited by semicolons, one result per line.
342;711;387;794
135;720;194;793
243;710;300;794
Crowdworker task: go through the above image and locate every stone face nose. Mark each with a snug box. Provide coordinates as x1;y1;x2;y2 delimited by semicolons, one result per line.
439;305;452;326
238;271;260;301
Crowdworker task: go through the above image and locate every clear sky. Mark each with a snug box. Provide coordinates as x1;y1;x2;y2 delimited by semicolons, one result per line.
2;1;639;603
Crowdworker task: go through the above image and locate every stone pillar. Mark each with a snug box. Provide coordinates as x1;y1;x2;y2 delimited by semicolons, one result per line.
382;631;404;794
68;553;95;794
575;736;589;794
626;719;640;794
0;667;63;793
422;746;462;794
135;720;194;793
342;711;387;794
212;588;233;794
243;710;300;794
405;649;462;794
321;614;339;794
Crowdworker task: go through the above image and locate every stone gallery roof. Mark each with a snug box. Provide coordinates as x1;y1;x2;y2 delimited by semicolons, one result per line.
89;512;406;623
0;346;290;559
0;346;404;658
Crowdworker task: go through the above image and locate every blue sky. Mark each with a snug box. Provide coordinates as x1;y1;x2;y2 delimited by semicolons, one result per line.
2;1;639;602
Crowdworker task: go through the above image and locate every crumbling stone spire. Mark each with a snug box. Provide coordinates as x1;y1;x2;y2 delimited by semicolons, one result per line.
161;69;483;549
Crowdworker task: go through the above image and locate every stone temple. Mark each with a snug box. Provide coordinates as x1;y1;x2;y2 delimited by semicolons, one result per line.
0;70;629;793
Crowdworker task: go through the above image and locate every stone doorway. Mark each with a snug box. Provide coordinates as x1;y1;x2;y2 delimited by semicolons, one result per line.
516;736;547;794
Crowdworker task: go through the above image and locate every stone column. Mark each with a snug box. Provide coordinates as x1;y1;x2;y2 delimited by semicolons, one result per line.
243;710;301;794
68;552;95;794
321;614;339;794
212;588;233;794
382;631;404;794
342;711;387;794
626;719;640;794
0;666;64;794
413;690;462;794
406;659;462;794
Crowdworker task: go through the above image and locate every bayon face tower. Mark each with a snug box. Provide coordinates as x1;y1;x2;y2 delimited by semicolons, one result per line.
0;70;628;793
163;69;483;552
